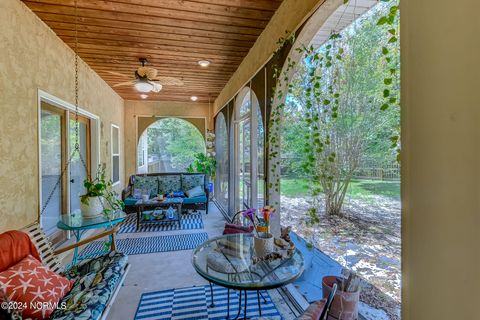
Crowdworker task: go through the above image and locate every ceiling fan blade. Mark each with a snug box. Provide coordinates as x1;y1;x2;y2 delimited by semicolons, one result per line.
105;71;130;78
113;81;135;87
150;81;163;93
151;76;184;86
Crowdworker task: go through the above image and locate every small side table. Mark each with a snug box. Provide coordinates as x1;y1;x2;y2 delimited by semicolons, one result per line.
57;211;126;266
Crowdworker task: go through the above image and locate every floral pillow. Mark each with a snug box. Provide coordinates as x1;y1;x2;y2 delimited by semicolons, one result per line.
181;174;205;191
133;176;159;197
0;255;74;319
158;175;181;194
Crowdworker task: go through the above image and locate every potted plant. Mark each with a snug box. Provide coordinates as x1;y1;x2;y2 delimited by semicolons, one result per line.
80;164;125;219
187;152;216;194
243;208;274;257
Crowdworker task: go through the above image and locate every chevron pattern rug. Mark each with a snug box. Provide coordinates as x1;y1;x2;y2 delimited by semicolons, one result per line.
118;212;204;234
134;284;282;320
81;232;208;257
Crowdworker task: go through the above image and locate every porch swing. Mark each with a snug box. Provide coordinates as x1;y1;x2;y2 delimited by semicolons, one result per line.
0;1;130;319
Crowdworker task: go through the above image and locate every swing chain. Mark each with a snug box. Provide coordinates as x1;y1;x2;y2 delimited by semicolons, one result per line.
40;0;86;217
74;0;79;152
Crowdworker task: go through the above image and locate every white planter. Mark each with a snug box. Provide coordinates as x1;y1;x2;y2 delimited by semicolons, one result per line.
80;196;104;218
254;232;274;257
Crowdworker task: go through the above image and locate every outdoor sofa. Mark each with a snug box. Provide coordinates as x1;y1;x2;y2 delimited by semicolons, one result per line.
122;172;209;214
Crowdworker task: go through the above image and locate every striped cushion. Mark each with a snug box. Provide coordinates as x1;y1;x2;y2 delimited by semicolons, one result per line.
22;224;63;273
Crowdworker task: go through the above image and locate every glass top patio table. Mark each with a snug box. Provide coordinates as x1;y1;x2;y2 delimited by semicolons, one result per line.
192;233;304;290
57;210;126;231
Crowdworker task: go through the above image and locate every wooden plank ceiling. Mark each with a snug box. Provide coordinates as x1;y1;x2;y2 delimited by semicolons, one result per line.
22;0;283;102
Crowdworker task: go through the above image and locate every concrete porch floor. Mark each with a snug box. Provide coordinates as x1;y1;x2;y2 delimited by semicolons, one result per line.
107;203;298;320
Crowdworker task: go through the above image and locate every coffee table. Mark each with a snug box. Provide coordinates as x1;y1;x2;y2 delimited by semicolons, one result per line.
192;233;304;319
135;197;183;230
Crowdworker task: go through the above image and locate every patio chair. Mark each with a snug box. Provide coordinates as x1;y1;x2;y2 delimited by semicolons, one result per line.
0;224;130;320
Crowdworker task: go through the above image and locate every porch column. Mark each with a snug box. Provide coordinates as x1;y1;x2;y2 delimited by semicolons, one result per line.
401;0;480;319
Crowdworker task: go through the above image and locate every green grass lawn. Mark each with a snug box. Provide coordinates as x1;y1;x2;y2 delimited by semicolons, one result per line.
280;177;400;201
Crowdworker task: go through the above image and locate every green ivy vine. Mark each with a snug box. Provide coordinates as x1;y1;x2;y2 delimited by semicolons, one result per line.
377;0;400;161
267;31;296;208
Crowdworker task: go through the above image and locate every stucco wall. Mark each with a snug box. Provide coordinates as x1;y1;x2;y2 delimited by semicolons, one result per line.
401;0;480;318
213;0;326;113
0;0;124;232
124;100;211;180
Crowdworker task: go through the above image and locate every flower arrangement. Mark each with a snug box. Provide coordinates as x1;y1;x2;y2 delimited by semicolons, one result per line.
261;206;274;233
242;208;258;235
242;206;275;234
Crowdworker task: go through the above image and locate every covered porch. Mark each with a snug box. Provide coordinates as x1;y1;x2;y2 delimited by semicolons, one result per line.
1;0;479;320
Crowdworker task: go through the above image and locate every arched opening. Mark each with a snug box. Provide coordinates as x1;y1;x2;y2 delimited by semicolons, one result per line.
232;87;265;212
214;112;228;212
137;117;206;173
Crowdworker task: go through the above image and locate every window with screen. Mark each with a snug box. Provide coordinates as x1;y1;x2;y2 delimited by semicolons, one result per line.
111;124;120;184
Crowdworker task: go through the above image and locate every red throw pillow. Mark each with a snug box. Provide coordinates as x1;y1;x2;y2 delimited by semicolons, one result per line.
0;255;74;319
223;223;254;235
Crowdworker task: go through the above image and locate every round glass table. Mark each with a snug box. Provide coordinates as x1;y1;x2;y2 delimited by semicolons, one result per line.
192;233;304;319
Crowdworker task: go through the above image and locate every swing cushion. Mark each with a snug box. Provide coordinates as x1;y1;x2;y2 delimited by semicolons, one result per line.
50;251;128;320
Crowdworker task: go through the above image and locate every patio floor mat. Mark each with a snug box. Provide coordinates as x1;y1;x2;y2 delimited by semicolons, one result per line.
81;232;208;257
118;212;204;234
134;284;282;320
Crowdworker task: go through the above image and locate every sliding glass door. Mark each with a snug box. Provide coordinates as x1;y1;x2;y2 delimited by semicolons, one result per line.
40;105;66;242
69;115;90;214
40;102;91;243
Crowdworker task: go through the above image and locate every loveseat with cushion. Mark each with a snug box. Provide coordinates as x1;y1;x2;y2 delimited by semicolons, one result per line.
122;173;209;214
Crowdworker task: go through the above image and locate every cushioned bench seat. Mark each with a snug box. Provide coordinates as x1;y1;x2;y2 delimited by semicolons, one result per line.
51;251;128;320
182;195;208;205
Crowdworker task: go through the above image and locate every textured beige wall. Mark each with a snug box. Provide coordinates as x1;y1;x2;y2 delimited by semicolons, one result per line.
213;0;325;113
124;100;211;180
401;0;480;318
0;0;124;232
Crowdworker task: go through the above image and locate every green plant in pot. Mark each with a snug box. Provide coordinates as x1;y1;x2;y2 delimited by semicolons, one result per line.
80;164;124;219
187;153;216;181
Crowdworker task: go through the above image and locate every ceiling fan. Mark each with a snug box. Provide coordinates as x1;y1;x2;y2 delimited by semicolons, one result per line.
111;58;183;93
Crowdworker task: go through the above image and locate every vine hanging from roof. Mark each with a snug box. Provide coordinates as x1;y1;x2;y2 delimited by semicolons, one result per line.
266;0;400;218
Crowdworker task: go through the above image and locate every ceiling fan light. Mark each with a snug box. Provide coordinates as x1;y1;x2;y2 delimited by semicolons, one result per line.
198;60;211;67
140;94;148;99
190;96;198;102
134;81;153;93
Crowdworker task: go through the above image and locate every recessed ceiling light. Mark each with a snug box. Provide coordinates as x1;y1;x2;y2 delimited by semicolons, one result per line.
198;60;211;67
140;94;148;99
190;96;198;102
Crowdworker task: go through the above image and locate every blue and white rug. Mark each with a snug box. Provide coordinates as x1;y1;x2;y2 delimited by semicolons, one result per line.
134;284;282;320
81;233;208;257
118;212;204;234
